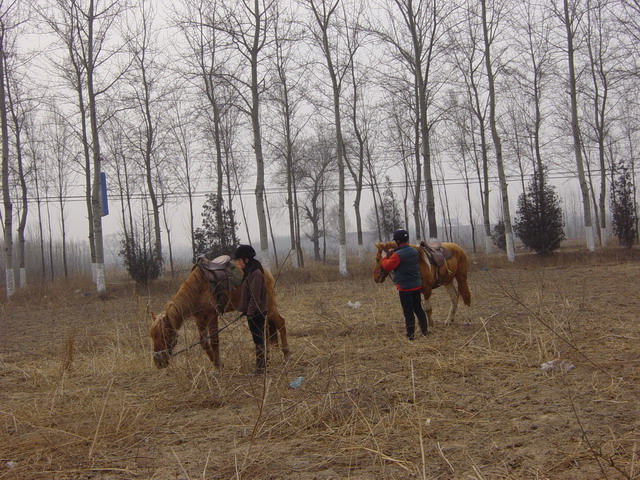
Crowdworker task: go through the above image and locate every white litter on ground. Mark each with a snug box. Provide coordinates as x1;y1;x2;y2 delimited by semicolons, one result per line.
540;359;575;373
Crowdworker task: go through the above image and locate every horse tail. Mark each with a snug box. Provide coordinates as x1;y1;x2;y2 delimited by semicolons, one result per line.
267;317;279;345
456;248;471;306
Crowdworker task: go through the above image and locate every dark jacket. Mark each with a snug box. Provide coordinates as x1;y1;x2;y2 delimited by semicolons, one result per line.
381;244;422;291
238;268;268;316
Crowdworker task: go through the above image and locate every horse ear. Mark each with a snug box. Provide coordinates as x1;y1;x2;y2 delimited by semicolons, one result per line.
374;242;384;250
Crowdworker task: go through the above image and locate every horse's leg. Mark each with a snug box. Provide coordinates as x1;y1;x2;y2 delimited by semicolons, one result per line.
444;282;459;325
196;314;221;369
269;312;291;361
422;291;434;329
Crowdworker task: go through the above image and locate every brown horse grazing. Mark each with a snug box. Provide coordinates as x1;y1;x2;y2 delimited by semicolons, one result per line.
372;241;471;327
150;259;290;369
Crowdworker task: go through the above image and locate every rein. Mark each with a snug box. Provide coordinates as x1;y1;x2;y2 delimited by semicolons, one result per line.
155;311;246;359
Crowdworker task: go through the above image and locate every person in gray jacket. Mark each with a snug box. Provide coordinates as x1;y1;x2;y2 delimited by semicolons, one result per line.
234;244;268;374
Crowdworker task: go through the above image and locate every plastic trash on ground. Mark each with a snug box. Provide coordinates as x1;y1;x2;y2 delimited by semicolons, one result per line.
347;300;361;309
289;376;304;389
540;359;575;373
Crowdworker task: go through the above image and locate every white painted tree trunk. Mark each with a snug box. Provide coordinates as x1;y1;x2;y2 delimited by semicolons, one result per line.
339;245;347;276
19;267;26;288
91;262;97;282
96;263;106;293
505;231;516;262
290;248;299;268
484;237;493;254
357;244;365;262
585;226;596;252
260;248;270;270
5;268;15;298
600;227;608;247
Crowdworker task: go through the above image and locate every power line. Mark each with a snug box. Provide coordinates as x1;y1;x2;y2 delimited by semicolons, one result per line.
19;167;638;204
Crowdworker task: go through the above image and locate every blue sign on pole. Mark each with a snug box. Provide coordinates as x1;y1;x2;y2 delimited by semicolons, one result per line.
100;172;109;216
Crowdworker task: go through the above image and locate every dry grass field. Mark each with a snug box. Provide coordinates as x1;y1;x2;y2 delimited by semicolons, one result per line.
1;247;639;479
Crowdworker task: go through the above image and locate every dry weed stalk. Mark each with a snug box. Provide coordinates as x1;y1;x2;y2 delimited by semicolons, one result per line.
62;335;74;372
488;270;610;376
88;377;114;458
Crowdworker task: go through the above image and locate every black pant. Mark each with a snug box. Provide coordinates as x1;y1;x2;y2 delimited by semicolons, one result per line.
399;290;428;339
247;312;266;346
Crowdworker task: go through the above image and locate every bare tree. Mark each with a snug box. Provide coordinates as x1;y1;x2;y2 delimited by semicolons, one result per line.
298;131;336;261
40;0;97;279
480;0;516;261
123;0;169;272
381;77;421;240
386;90;415;238
553;0;596;251
343;2;372;261
376;0;454;241
106;119;138;270
617;0;640;70
47;107;76;279
267;2;307;267
174;0;241;259
448;95;478;252
0;0;21;298
43;0;130;291
582;0;621;246
23;116;47;281
4;56;31;288
303;0;355;275
449;4;493;253
166;94;202;263
201;0;278;266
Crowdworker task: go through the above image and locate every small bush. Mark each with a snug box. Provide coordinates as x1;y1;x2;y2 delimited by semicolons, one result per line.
119;231;162;285
194;193;238;259
491;221;506;251
513;167;565;255
611;167;637;248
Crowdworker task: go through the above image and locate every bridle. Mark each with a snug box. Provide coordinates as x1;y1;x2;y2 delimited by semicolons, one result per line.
373;253;390;283
153;310;247;359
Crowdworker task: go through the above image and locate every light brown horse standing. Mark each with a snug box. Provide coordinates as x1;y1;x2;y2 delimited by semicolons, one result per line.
150;260;290;369
373;241;471;327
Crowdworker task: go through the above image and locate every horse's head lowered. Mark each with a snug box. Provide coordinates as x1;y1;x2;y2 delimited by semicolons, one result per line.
150;311;177;368
373;241;397;283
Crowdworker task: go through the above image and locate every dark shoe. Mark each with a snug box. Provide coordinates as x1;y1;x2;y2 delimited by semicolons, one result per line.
421;330;430;337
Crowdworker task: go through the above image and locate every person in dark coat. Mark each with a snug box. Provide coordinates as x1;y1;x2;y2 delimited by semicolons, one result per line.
380;229;429;340
233;244;269;374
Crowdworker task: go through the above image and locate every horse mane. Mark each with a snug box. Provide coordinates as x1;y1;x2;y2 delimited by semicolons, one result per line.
162;267;208;330
375;241;399;252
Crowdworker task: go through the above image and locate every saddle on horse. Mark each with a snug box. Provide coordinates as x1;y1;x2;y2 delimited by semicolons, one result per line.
419;241;453;287
198;255;234;283
197;255;242;311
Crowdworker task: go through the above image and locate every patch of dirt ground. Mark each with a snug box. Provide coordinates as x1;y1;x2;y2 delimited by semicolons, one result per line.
1;249;639;479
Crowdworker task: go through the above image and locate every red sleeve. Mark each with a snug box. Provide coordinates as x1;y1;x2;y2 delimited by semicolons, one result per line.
381;252;400;271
